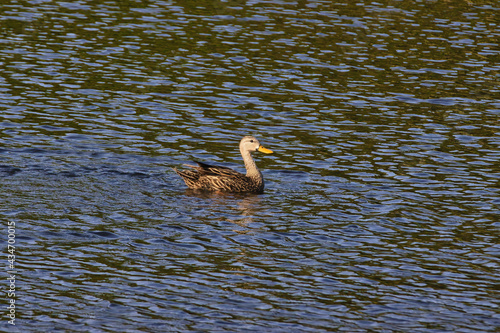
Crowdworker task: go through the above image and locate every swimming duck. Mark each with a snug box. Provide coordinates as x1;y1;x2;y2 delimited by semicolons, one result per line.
173;136;273;193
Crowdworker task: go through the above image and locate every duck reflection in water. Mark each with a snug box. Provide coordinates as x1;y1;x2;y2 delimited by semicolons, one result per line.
181;190;265;232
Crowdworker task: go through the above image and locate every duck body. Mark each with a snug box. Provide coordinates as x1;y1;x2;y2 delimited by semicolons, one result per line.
174;161;265;193
173;136;273;193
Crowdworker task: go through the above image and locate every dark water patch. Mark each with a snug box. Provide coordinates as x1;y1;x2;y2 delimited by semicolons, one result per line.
0;165;22;176
89;231;119;239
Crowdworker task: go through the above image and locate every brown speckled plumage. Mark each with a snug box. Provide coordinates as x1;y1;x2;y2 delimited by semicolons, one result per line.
173;136;273;193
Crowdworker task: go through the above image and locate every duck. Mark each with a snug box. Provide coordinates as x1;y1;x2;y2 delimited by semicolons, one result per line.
173;136;273;193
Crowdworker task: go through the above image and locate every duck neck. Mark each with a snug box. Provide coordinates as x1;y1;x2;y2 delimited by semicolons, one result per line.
241;148;262;179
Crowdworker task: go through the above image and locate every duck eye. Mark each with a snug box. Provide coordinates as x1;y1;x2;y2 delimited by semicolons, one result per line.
250;140;254;143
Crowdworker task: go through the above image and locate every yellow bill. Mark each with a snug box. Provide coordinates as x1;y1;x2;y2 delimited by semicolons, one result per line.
257;145;273;154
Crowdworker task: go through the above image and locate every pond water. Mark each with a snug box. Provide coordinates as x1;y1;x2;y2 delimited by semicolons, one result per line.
1;0;499;332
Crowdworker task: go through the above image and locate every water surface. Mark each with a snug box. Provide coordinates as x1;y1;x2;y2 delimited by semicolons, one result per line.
1;0;499;332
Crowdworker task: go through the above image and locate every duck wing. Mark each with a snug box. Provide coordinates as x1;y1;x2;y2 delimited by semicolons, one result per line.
185;161;243;178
